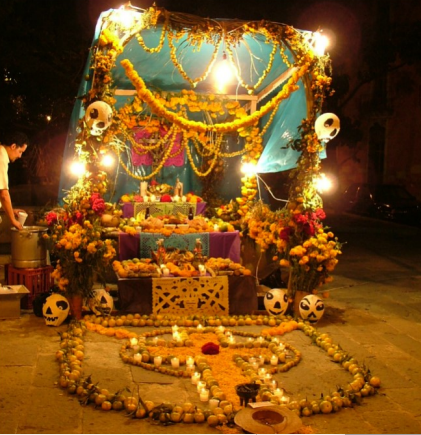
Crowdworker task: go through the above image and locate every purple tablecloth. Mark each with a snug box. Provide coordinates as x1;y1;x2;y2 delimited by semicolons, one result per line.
119;231;241;262
122;202;207;218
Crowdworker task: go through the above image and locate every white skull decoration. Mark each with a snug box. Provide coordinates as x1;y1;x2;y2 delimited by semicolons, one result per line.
43;294;70;327
84;101;113;136
264;288;289;316
299;294;325;324
315;113;340;142
88;288;114;316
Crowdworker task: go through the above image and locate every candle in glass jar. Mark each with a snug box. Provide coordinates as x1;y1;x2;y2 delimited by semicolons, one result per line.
258;367;267;378
251;361;259;371
197;381;206;393
171;357;179;369
130;338;138;347
200;388;209;402
197;324;204;332
133;353;142;363
270;355;278;366
154;356;162;367
191;372;201;385
264;373;273;384
186;356;194;366
258;355;265;366
270;379;278;391
274;388;284;398
172;325;179;333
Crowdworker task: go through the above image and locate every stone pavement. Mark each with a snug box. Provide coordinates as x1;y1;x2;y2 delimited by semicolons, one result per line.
1;214;421;434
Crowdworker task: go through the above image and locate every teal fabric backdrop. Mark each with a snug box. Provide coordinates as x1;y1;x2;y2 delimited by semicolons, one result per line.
59;10;324;203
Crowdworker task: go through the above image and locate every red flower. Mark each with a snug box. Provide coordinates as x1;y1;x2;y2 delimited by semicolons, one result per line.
280;227;292;241
201;342;220;355
46;211;58;227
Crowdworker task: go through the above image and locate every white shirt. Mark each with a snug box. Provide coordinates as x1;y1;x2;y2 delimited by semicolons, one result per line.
0;145;10;202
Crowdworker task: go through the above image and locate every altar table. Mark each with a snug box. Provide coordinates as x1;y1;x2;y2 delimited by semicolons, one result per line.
119;231;241;262
117;274;258;315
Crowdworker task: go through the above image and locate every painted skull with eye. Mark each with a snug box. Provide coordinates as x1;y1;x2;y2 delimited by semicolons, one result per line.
84;101;113;136
299;294;325;324
88;288;114;316
43;294;70;327
315;113;340;142
264;288;289;316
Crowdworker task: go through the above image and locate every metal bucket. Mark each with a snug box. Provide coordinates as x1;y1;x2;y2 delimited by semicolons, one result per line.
11;226;48;268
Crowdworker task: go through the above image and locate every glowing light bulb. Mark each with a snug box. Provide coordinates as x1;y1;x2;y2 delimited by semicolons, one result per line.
241;162;257;177
214;53;234;93
69;161;86;177
313;31;329;56
315;173;333;193
101;154;115;168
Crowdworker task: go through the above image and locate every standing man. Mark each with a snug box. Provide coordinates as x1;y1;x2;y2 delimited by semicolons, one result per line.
0;132;28;230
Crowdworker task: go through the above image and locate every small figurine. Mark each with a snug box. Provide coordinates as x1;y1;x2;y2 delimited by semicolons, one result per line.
174;177;183;197
156;238;166;265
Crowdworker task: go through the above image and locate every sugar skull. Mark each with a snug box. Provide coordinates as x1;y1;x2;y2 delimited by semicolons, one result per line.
299;294;325;324
43;293;69;327
264;288;289;316
88;288;114;316
84;101;113;136
315;113;340;142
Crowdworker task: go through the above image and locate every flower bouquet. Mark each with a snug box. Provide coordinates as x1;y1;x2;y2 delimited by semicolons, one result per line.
44;172;116;317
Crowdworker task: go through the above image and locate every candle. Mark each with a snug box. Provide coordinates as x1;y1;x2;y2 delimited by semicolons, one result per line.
172;325;179;333
186;364;195;375
197;324;204;332
258;368;267;378
270;355;278;366
274;388;284;398
217;326;225;333
154;356;162;367
251;361;259;371
258;355;265;366
209;398;219;410
270;379;278;391
200;388;209;402
191;372;201;385
130;338;138;347
133;353;142;363
181;195;187;202
150;194;156;202
162;267;170;277
197;381;206;393
279;343;285;351
173;331;180;341
173;194;180;202
280;395;290;405
213;224;219;232
186;356;194;366
198;265;206;276
171;357;180;369
264;373;273;384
